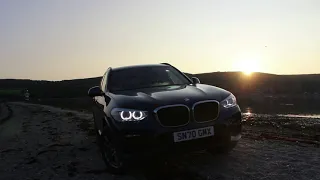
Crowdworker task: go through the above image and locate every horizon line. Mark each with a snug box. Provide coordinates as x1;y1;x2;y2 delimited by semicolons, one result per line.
1;71;320;82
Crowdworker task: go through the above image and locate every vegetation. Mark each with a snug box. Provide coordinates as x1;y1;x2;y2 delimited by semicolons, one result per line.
1;72;320;109
0;89;22;96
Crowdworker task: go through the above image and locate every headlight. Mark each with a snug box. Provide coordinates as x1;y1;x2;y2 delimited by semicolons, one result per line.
221;94;237;108
111;108;148;122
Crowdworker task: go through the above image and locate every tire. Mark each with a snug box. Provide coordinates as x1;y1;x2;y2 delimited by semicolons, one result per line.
93;117;101;144
207;141;237;155
95;130;127;174
207;130;238;155
216;141;237;154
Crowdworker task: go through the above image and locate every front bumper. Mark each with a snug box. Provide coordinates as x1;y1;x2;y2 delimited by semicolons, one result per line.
106;106;242;157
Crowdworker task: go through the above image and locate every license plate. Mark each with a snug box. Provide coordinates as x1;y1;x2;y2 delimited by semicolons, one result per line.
173;126;214;142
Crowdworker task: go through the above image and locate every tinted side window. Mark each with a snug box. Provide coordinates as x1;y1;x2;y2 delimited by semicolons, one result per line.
100;74;105;90
166;69;185;84
101;70;109;92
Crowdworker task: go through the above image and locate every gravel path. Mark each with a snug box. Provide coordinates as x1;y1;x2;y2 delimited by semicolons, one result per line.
0;102;319;180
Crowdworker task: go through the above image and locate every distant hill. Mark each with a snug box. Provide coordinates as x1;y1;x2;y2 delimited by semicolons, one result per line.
0;77;101;98
1;72;320;99
195;72;320;94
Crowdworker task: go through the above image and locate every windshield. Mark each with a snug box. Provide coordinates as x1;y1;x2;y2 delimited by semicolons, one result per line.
108;66;191;92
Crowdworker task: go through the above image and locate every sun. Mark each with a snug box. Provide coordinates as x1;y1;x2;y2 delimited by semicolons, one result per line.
233;59;260;76
242;63;256;75
243;71;253;76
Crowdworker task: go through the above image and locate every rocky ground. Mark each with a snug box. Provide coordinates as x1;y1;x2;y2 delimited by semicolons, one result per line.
242;113;320;143
0;102;319;180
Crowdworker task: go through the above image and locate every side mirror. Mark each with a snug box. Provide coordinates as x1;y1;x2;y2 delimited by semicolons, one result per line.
88;86;103;97
191;77;200;84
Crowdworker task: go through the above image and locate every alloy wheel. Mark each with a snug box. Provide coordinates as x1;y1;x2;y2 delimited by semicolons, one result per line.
100;136;123;168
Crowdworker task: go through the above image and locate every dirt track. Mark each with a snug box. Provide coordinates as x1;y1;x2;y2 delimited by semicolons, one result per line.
0;102;319;180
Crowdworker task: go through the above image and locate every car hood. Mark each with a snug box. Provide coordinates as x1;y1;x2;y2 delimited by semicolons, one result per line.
109;84;231;110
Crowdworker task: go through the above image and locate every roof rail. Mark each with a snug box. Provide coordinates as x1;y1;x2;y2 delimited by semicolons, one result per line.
160;63;172;66
103;67;112;75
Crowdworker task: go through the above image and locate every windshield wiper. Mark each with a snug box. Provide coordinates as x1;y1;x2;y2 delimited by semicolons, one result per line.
111;84;186;92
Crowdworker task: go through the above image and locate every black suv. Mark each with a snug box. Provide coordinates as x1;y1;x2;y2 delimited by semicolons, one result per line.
88;63;242;173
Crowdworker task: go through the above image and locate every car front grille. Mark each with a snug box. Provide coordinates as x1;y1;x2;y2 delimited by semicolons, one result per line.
155;105;190;127
193;101;219;122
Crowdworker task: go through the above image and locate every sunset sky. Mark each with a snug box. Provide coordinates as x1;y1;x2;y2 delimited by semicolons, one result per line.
1;0;319;80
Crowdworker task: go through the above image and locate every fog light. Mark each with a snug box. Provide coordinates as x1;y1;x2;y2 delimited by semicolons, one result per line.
125;134;140;138
230;134;241;141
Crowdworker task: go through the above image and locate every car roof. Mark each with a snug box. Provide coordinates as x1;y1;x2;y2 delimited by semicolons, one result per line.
111;64;169;71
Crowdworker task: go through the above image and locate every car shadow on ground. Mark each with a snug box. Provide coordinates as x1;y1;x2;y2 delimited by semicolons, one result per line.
125;151;230;180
